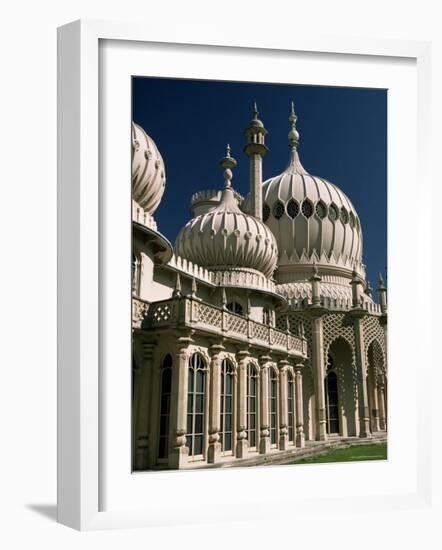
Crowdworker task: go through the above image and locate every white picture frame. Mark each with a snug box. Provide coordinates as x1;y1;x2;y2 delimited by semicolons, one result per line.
57;19;433;531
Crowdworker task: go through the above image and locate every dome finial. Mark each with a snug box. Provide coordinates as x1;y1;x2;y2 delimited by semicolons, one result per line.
219;144;237;188
288;101;299;151
253;102;259;119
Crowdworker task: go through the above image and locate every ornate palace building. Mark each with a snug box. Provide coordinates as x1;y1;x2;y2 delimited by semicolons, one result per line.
131;104;387;470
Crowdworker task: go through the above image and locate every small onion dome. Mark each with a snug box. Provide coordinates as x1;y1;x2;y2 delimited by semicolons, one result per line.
131;122;166;214
243;103;363;277
175;146;278;278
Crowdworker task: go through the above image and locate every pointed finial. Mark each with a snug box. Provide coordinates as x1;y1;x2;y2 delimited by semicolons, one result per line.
365;280;373;297
173;272;182;297
378;272;385;289
310;260;321;281
219;144;237;188
288;101;299;151
253;102;259;118
221;287;227;310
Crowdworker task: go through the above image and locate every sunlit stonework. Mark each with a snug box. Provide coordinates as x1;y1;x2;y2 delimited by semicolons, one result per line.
132;105;387;470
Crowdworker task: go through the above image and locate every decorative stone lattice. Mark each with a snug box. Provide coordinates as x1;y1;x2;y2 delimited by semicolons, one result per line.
226;313;248;335
252;322;269;342
151;303;172;324
272;330;287;348
364;315;387;375
322;313;358;402
197;302;222;329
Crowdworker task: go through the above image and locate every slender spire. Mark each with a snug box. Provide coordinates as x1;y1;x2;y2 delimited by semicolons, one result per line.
173;272;182;297
288;101;300;151
377;272;385;290
219;144;237;188
244;103;268;220
285;102;307;174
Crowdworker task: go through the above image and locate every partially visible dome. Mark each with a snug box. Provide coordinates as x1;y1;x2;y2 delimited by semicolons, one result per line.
131;122;166;214
175;146;278;279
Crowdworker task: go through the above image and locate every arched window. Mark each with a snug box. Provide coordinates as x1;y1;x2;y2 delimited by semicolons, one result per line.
262;307;273;326
246;364;259;450
287;370;294;443
187;353;207;458
325;351;339;435
227;301;243;316
158;354;172;459
220;359;234;453
132;251;141;295
269;368;278;446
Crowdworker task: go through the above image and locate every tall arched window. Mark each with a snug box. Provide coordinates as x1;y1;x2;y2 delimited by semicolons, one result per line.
269;368;278;446
158;354;172;459
187;353;207;458
287;370;294;443
246;364;259;450
220;359;234;453
226;301;243;316
262;307;273;326
325;353;339;434
132;251;141;295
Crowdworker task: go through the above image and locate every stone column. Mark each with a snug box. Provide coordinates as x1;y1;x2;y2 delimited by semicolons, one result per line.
294;362;305;448
311;314;327;441
249;154;263;220
368;373;380;432
168;347;190;468
378;381;387;431
207;344;223;463
236;350;249;458
133;342;155;470
259;356;271;454
278;360;289;450
353;316;372;438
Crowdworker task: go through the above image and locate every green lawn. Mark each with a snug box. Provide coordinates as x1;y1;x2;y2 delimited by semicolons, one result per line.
288;442;387;465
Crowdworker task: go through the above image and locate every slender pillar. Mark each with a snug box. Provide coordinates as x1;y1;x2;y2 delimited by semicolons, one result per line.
311;315;327;441
377;273;387;315
353;316;372;438
278;360;289;450
133;342;155;470
294;363;305;448
378;382;387;431
249;155;263;220
259;356;271;454
244;104;268;220
168;347;190;468
236;350;249;458
368;372;380;432
207;344;223;463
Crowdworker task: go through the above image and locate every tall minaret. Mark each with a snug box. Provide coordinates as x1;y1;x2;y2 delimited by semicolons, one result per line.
244;103;268;220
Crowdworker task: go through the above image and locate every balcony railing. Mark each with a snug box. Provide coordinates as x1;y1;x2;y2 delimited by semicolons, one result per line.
133;296;307;358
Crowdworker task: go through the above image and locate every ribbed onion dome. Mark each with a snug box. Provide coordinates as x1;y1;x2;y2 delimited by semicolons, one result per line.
244;104;364;279
131;122;166;214
175;146;278;278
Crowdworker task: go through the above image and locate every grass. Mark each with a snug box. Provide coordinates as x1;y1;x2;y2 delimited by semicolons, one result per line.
287;442;387;465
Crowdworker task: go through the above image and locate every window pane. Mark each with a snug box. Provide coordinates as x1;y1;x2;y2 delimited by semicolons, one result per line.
225;414;232;431
194;435;203;455
195;414;203;434
195;394;204;413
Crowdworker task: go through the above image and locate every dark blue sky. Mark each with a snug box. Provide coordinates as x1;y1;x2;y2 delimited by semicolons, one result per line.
132;77;387;289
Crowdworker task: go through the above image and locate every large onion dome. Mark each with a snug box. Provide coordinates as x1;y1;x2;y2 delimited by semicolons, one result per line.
243;104;364;282
131;122;166;214
175;146;278;279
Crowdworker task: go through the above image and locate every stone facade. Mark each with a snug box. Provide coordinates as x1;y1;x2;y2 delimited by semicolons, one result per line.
131;105;387;470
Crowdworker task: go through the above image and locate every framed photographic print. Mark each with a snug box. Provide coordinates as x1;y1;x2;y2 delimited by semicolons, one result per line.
57;20;432;531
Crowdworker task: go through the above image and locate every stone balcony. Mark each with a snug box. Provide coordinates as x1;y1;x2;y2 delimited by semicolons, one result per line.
133;296;308;359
